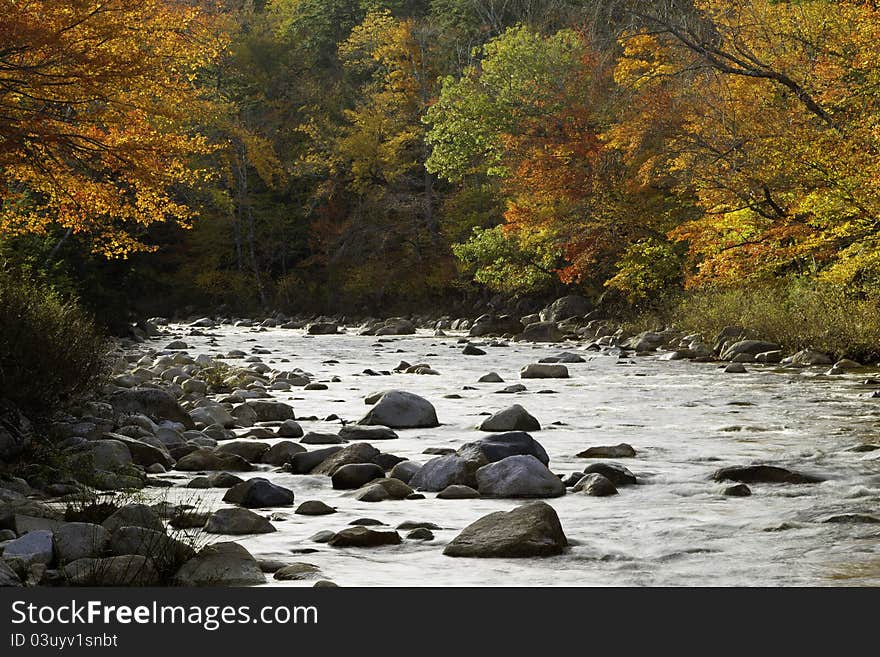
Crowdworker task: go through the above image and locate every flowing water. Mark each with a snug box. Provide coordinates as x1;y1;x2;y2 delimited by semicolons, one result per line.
146;326;880;586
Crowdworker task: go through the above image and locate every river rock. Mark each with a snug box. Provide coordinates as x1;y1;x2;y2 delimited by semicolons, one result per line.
468;315;524;337
204;508;276;534
102;504;164;534
723;484;752;497
475;455;564;498
3;530;53;565
409;455;479;491
518;322;565;343
478;372;504;383
407;528;434;540
175;448;253;472
190;404;235;428
173;542;266;586
457;432;549;466
242;401;296;422
277;419;304;438
520;364;569;379
437;484;480;499
782;350;834;366
216;441;270;463
577;443;636;459
105;434;174;469
222;478;295;507
583;463;637;486
463;343;487;356
261;441;306;466
724;363;747;373
339;425;398;441
0;402;33;461
108;389;194;429
572;473;618;496
296;501;336;516
300;432;345;445
64;555;160;586
308;322;338;335
274;563;322;580
331;463;385;490
0;560;21;586
478;404;540;432
720;340;781;361
311;443;380;476
443;501;567;558
287;446;344;474
109;526;195;567
389;460;420;483
540;295;592;322
327;526;402;548
712;465;824;484
53;523;110;564
359;391;438;428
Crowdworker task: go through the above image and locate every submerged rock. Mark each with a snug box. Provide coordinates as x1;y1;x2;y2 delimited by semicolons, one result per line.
443;501;568;558
477;404;540;432
712;465;824;484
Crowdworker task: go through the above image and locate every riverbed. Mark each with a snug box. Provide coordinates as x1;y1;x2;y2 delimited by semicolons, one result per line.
144;326;880;586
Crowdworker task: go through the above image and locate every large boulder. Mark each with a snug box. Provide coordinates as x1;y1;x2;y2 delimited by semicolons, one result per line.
190;404;235;429
475;455;564;498
572;473;618;496
443;501;568;558
215;441;270;463
204;508;276;535
175;448;253;472
331;463;385;490
520;364;569;379
173;542;265;586
478;404;540;432
79;439;133;471
712;465;824;484
0;560;21;586
53;522;111;564
310;443;380;476
307;322;338;335
101;504;164;534
518;321;565;343
720;340;781;361
469;315;524;337
108;526;195;568
261;441;306;466
782;350;834;366
242;401;296;422
583;463;637;486
64;555;161;586
327;526;402;547
2;529;54;565
222;478;295;508
287;446;344;474
104;434;174;469
374;318;416;336
540;295;592;322
353;478;413;502
457;432;549;466
338;425;399;441
108;389;194;429
409;455;479;492
359;391;438;428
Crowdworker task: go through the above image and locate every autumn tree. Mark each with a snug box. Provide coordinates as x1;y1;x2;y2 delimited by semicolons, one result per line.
0;0;226;258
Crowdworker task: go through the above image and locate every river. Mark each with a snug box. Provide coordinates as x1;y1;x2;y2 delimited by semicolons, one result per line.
144;326;880;586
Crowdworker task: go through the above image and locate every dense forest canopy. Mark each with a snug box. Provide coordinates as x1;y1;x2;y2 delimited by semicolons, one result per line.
2;0;879;323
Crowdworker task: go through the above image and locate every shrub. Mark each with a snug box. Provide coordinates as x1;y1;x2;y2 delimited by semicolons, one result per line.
0;271;109;417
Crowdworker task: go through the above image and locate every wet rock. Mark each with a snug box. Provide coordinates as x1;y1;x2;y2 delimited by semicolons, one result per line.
327;527;402;548
274;563;322;580
518;322;565;343
359;390;439;428
64;555;160;586
173;542;265;586
463;344;487;356
108;389;194;429
724;363;747;374
277;419;304;438
583;463;637;486
287;446;344;474
396;520;441;530
712;465;824;484
222;478;295;508
468;315;524;338
0;560;21;586
109;526;195;567
540;295;592;323
339;425;398;441
720;340;781;361
169;511;210;529
478;404;540;432
437;485;480;499
261;441;306;466
204;508;276;535
331;463;385;490
106;434;174;469
187;472;244;489
301;432;345;445
296;501;336;516
457;432;549;466
409;455;479;491
443;501;567;558
311;443;380;476
175;448;253;472
242;401;296;422
310;531;335;543
216;441;270;463
723;484;752;497
308;322;338;335
53;523;110;564
190;404;235;429
822;513;880;524
390;460;420;484
577;443;636;459
3;530;53;565
478;372;504;383
497;384;527;393
407;528;434;540
572;473;617;496
475;455;564;498
102;504;165;534
520;364;569;379
352;478;413;502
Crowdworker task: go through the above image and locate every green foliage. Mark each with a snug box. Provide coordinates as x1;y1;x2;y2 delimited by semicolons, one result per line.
452;225;560;294
605;238;684;305
0;271;109;417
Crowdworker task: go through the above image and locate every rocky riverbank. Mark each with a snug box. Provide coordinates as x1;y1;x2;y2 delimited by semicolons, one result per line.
3;294;880;588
